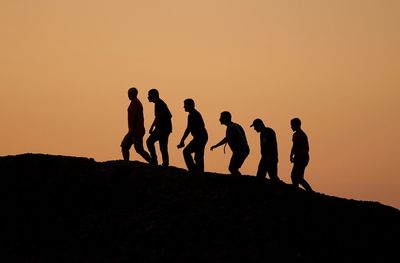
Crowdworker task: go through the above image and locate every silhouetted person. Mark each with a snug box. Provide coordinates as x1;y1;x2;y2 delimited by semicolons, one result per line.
250;118;281;182
290;117;313;192
177;99;208;174
210;111;250;175
146;89;172;167
121;87;152;162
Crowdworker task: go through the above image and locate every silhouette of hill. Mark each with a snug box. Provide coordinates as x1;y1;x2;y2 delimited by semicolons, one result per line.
2;153;400;262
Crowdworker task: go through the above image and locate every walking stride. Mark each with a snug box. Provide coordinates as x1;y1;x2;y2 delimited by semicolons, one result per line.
120;87;152;162
290;117;313;192
250;118;280;182
146;89;173;167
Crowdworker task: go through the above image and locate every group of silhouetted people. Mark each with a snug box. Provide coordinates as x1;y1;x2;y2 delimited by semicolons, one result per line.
121;87;313;192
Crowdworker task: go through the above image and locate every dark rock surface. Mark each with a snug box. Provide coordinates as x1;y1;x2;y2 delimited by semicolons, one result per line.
2;153;399;262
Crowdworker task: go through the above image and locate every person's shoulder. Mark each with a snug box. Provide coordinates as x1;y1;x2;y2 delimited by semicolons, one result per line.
160;98;170;105
266;127;276;134
226;123;236;132
129;99;138;108
231;122;242;131
156;99;166;108
194;109;202;116
132;97;143;106
299;129;308;137
234;122;243;128
233;123;246;135
294;130;307;140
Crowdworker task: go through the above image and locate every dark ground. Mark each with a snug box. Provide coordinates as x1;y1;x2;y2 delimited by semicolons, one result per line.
2;153;400;263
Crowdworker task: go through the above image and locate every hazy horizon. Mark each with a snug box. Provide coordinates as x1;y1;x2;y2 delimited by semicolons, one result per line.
1;0;399;209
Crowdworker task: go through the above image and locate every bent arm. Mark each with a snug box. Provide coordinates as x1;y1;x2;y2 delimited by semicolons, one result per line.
290;145;295;162
149;119;156;134
177;127;190;148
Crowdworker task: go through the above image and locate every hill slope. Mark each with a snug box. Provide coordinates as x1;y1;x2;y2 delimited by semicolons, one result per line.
2;154;400;262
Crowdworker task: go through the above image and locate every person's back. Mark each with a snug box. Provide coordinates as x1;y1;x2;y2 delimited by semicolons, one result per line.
128;97;145;137
292;129;309;162
260;127;278;163
154;98;172;135
188;109;207;139
226;122;249;153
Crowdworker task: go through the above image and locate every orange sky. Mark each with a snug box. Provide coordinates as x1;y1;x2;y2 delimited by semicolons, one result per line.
1;0;399;208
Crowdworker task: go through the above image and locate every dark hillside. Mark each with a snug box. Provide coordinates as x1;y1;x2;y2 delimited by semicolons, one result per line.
2;154;400;262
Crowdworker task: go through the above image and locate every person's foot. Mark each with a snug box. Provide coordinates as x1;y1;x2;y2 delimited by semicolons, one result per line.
161;163;169;168
149;158;158;165
188;170;202;176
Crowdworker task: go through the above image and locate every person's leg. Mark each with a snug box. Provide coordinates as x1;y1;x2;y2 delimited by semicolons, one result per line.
183;140;196;172
237;149;250;173
267;162;280;182
159;134;169;167
229;150;248;175
194;140;207;173
133;136;152;163
256;157;267;179
229;152;239;175
292;161;312;191
298;160;313;192
291;162;302;187
300;178;313;192
121;133;133;161
146;132;159;164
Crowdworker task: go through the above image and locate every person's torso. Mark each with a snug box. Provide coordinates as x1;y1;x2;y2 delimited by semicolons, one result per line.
188;110;207;138
226;123;249;152
128;98;145;136
292;130;309;160
260;127;278;162
154;99;172;133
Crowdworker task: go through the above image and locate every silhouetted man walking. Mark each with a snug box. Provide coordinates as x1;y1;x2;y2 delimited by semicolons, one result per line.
121;87;152;162
290;117;313;192
177;99;208;174
211;111;250;175
146;89;172;167
251;118;280;182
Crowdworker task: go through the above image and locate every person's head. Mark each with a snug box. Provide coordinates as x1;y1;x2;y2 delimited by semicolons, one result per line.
128;87;138;100
219;111;232;125
250;118;265;133
148;88;159;103
291;117;302;131
183;98;195;112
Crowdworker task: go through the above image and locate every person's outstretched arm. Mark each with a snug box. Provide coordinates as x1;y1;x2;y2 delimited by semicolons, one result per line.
210;137;228;151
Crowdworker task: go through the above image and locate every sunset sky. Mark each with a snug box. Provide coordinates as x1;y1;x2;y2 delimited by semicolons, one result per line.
1;0;399;208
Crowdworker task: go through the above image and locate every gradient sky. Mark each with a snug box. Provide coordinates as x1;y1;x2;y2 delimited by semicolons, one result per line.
1;0;399;208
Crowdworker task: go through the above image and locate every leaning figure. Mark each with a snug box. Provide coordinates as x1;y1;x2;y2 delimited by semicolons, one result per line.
210;111;250;175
